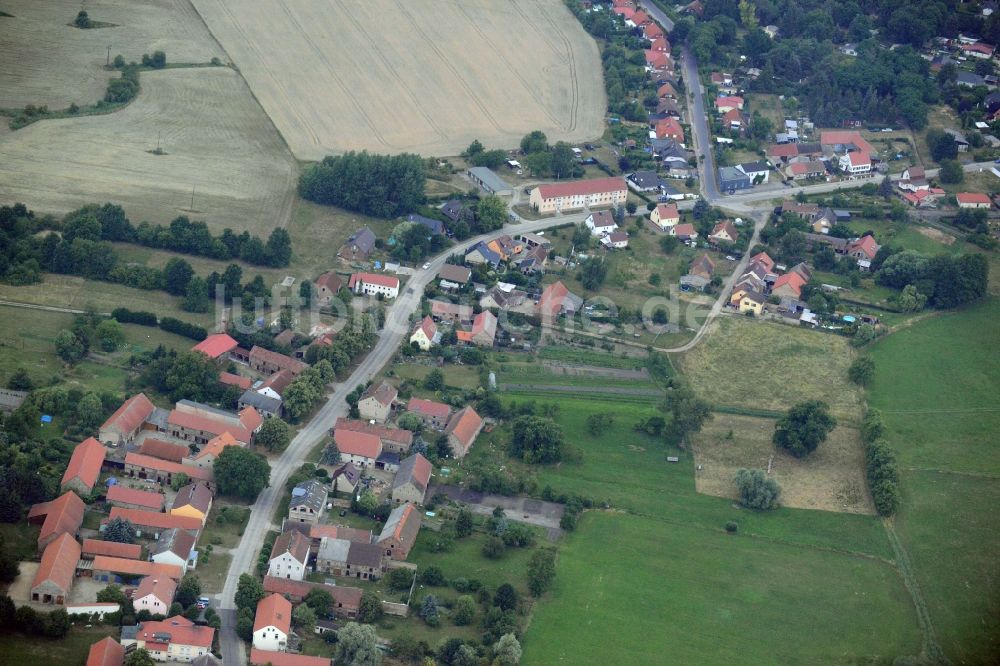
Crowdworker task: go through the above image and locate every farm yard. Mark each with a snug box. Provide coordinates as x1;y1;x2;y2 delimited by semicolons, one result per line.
0;0;224;109
869;298;1000;664
189;0;606;159
0;67;296;232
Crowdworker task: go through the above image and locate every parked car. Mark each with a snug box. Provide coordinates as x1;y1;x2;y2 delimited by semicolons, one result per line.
197;597;210;609
422;263;430;270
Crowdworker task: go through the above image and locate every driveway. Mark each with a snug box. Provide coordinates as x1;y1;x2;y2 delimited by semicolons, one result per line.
431;484;565;540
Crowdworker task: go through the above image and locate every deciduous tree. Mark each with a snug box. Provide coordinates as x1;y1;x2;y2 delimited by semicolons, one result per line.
734;468;781;510
773;400;836;458
215;447;270;501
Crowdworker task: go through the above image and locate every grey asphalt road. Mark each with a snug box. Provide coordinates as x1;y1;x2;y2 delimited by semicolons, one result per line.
682;46;722;204
638;0;675;32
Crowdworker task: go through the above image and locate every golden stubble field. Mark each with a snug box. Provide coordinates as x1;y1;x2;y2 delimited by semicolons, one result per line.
0;0;225;109
0;66;297;233
189;0;606;159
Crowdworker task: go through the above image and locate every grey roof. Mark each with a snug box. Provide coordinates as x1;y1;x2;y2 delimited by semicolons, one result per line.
466;241;501;266
378;504;410;542
438;263;472;283
347;541;384;568
376;451;401;467
468;167;512;193
344;226;376;254
290;479;328;513
957;71;986;87
333;462;361;486
392;454;428;494
239;390;282;413
154;527;196;560
146;407;170;430
121;625;139;641
441;200;467;222
628;170;662;189
406;214;444;234
318;537;351;563
719;166;751;184
738;161;769;174
191;656;222;666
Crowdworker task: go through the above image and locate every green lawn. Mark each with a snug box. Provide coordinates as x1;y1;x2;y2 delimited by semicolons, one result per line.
0;625;118;665
523;512;920;666
846;218;963;257
869;298;1000;662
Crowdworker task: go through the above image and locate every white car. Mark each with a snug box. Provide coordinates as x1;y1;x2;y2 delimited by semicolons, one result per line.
422;263;430;270
725;255;736;261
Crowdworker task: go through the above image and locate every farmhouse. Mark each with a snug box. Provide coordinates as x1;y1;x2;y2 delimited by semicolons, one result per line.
430;300;474;324
688;254;715;282
392;453;432;505
348;273;400;298
820;131;876;156
133;575;176;616
91;556;183;583
377;503;421;561
268;530;311;581
406;398;452;429
846;235;880;262
313;272;344;305
839;151;872;174
61;437;105;495
709;221;739;244
786;161;826;181
331;463;361;496
333;429;382;468
538;281;583;318
467;166;513;196
253;593;292;652
333;417;413;454
106;485;164;512
262;576;362;618
28;491;85;551
956;192;992;208
529;177;627;213
772;272;807;300
315;538;385;580
30;533;80;605
337;227;376;262
438;263;472;287
167;401;262;446
124;452;212;487
445;406;484;459
239;390;282;419
358;381;397;422
182;431;242;470
409;316;440;351
138;438;188;464
249;346;308;377
737;161;769;183
108;507;201;540
100;393;155;447
122;616;214;662
456;311;498;348
170;482;213;525
192;334;238;362
289;479;328;525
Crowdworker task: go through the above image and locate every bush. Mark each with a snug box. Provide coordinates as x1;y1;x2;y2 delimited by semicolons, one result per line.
734;468;781;510
111;308;157;326
158;317;207;341
420;565;446;586
725;521;738;533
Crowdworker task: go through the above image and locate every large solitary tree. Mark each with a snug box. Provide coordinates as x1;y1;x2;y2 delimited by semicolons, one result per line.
772;400;836;458
734;468;781;510
508;416;564;463
214;447;270;501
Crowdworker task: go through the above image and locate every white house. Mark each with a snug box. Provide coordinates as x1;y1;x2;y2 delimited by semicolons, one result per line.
132;576;176;616
348;273;400;299
584;210;618;237
600;231;630;249
409;316;440;351
839;152;872;174
150;529;197;574
252;593;291;652
267;531;310;581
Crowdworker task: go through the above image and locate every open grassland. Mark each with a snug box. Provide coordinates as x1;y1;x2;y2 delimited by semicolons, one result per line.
0;625;119;666
523;512;919;666
0;303;194;389
0;0;224;109
189;0;605;158
0;67;296;233
869;298;1000;663
692;414;873;514
681;316;865;421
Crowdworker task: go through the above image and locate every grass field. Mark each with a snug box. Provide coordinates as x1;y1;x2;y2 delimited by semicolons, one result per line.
692;414;873;514
0;303;195;389
523;512;920;666
0;0;225;109
189;0;605;158
0;67;296;233
0;625;119;666
681;315;865;422
869;298;1000;663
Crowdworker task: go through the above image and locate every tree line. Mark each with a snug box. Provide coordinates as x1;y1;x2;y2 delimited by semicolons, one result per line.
299;151;425;218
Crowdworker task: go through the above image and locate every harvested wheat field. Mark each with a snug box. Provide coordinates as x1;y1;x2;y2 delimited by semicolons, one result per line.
0;0;224;109
190;0;605;159
0;67;296;233
680;316;865;421
692;414;873;514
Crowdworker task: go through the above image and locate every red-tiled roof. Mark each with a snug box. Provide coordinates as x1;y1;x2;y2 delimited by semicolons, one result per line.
249;346;308;375
138;438;189;463
767;143;798;158
333;418;413;446
820;131;876;155
711;221;739;241
263;575;364;610
348;272;400;289
191;431;241;461
407;398;451;420
716;96;744;108
334;429;382;459
124;452;213;482
655;203;679;220
31;532;80;594
539;280;570;315
138;616;214;649
723;108;742;124
135;575;177;605
445;406;483;455
845;151;871;167
192;333;238;359
92;555;183;580
773;271;806;297
254;593;292;634
82;538;143;560
534;177;625;200
673;223;697;238
62;437;105;491
314;272;344;293
962;42;994;54
250;649;331;666
658;82;676;98
413;316;437;341
106;485;164;511
101;393;154;436
847;235;880;259
750;252;775;272
109;506;203;532
87;637;125;666
957;192;991;205
219;372;253;390
28;491;85;547
167;409;255;445
308;524;372;544
655;117;684;139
